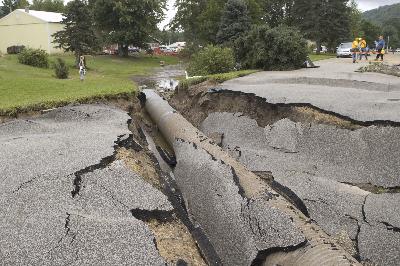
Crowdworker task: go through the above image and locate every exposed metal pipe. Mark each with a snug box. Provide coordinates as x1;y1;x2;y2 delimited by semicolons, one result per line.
142;89;361;266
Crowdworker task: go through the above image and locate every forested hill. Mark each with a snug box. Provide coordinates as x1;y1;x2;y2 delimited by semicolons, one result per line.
363;3;400;25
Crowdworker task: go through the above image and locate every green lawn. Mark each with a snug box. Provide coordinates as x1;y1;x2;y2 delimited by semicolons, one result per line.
178;69;259;90
309;53;336;61
0;54;179;115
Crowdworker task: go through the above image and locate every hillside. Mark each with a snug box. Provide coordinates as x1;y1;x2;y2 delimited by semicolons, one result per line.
363;3;400;25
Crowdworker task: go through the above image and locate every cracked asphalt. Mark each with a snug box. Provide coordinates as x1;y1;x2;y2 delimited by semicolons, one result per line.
0;105;170;265
200;112;400;265
173;139;305;265
222;57;400;122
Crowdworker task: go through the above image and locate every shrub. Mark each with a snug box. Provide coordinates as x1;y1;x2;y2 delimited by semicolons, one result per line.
178;43;200;59
54;58;69;79
234;25;308;71
187;45;235;76
18;48;49;68
7;45;26;54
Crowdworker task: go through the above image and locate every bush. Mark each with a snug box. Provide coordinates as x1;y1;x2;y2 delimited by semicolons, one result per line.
178;43;200;59
7;45;26;54
187;45;235;76
234;25;308;71
18;48;49;68
54;58;69;79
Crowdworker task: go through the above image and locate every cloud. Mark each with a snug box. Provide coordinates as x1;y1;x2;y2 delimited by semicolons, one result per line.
356;0;400;11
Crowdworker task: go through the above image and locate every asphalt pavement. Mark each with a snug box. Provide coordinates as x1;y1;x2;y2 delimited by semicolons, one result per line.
0;105;169;265
222;56;400;122
200;112;400;265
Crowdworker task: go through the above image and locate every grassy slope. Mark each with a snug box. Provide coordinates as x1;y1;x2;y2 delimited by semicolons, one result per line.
178;69;259;90
0;54;178;115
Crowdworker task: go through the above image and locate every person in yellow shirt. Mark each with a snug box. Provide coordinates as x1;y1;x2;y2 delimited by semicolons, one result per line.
352;38;359;63
359;37;368;61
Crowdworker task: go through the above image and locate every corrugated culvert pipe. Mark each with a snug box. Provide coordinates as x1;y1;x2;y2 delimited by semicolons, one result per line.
141;89;361;266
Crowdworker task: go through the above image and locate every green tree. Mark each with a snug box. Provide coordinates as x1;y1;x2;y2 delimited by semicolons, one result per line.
360;20;382;47
197;0;226;44
171;0;207;43
293;0;350;52
154;29;185;45
383;25;400;49
216;0;251;45
261;0;295;27
52;0;99;64
187;45;235;75
30;0;65;12
172;0;263;44
235;24;308;70
92;0;166;56
1;0;29;16
245;0;263;24
349;0;362;39
0;7;5;18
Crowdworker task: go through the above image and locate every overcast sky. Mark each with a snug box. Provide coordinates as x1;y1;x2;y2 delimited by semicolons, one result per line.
3;0;399;28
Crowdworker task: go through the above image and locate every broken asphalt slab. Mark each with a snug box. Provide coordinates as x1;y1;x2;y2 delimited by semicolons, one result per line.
0;104;170;265
200;112;400;265
144;88;361;266
173;140;305;265
201;112;400;188
221;58;400;123
358;193;400;266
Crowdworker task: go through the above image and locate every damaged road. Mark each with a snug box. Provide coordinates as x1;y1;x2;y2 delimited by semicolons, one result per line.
2;57;399;266
0;104;206;265
143;90;360;266
168;59;400;266
222;58;400;123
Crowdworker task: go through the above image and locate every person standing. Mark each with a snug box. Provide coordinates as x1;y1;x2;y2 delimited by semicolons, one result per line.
352;37;359;63
359;37;368;61
79;56;86;81
375;36;386;61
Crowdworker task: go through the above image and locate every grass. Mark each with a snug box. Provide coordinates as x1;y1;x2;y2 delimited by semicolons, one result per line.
0;54;179;116
178;69;258;90
309;53;336;61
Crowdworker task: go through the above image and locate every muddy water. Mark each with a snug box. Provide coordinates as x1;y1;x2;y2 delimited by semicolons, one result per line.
133;64;185;92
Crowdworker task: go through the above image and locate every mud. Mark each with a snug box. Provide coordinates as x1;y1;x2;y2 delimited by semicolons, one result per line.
133;64;184;93
146;219;207;266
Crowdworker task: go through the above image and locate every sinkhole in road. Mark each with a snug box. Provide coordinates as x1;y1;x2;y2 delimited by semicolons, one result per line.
153;79;400;266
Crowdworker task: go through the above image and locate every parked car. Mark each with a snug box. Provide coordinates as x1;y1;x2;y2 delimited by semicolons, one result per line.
103;48;117;55
128;46;140;53
336;42;352;58
396;48;400;53
313;45;328;53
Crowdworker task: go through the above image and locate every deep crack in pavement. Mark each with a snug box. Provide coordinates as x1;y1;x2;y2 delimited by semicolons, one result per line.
0;104;183;265
168;67;400;265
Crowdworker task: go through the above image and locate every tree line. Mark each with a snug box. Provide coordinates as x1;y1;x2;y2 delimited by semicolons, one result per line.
171;0;394;51
50;0;166;62
1;0;65;15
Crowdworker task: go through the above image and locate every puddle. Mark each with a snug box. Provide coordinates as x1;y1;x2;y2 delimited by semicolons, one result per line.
133;64;184;92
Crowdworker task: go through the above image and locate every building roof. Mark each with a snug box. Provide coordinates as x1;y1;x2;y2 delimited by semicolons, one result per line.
16;9;63;23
